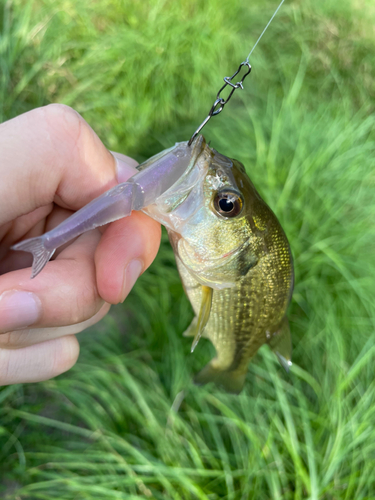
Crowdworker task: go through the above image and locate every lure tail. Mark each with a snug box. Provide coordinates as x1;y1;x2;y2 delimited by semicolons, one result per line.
12;237;55;278
194;362;247;394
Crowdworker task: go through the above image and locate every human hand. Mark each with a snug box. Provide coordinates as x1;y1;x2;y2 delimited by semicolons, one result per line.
0;104;161;386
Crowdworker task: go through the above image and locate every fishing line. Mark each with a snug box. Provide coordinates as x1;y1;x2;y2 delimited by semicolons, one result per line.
188;0;286;146
245;0;285;62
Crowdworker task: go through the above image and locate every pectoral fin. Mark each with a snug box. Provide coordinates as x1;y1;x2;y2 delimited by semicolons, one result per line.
190;286;213;353
267;316;292;372
183;317;207;338
183;317;197;338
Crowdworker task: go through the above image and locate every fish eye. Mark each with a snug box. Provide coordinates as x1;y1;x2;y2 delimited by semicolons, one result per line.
213;189;244;218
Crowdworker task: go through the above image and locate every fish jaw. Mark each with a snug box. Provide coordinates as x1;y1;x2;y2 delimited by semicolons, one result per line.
141;136;208;231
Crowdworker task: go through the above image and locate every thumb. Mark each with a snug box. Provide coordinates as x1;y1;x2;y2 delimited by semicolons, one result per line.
0;104;137;226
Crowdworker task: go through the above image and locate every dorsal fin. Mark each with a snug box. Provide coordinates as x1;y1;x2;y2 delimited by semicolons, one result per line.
190;286;213;353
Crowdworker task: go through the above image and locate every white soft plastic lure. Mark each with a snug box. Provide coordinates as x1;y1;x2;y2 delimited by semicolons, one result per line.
12;137;205;278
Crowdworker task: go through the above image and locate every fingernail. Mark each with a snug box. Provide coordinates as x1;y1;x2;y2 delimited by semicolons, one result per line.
0;290;42;333
121;260;143;302
111;151;139;183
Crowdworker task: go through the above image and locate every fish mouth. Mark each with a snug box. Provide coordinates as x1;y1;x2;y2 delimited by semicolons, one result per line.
143;135;209;230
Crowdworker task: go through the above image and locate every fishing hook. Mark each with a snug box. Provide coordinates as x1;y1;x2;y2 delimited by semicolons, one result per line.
188;61;251;147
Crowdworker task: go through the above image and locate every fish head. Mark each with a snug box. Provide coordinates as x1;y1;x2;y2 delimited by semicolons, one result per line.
144;135;267;290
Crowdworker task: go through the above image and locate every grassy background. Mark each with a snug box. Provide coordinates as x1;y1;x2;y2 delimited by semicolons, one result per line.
1;0;375;498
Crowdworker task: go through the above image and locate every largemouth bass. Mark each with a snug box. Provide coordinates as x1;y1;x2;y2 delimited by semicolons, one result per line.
144;136;294;393
13;135;293;393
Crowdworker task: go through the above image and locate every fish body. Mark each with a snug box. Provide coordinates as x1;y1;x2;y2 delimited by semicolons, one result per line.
144;136;294;393
13;135;293;393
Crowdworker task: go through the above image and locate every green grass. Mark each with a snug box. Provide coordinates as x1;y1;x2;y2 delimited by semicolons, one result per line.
1;0;375;498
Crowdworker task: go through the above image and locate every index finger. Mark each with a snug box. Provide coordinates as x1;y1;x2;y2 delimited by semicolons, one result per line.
0;104;137;225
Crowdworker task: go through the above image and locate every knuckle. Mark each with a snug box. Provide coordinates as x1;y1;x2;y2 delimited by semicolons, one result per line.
43;103;82;123
42;104;84;149
68;265;102;325
39;104;110;201
0;332;12;347
0;350;11;385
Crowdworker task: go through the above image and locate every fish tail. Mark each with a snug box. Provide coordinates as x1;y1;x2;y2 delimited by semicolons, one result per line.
12;237;55;279
194;362;247;394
